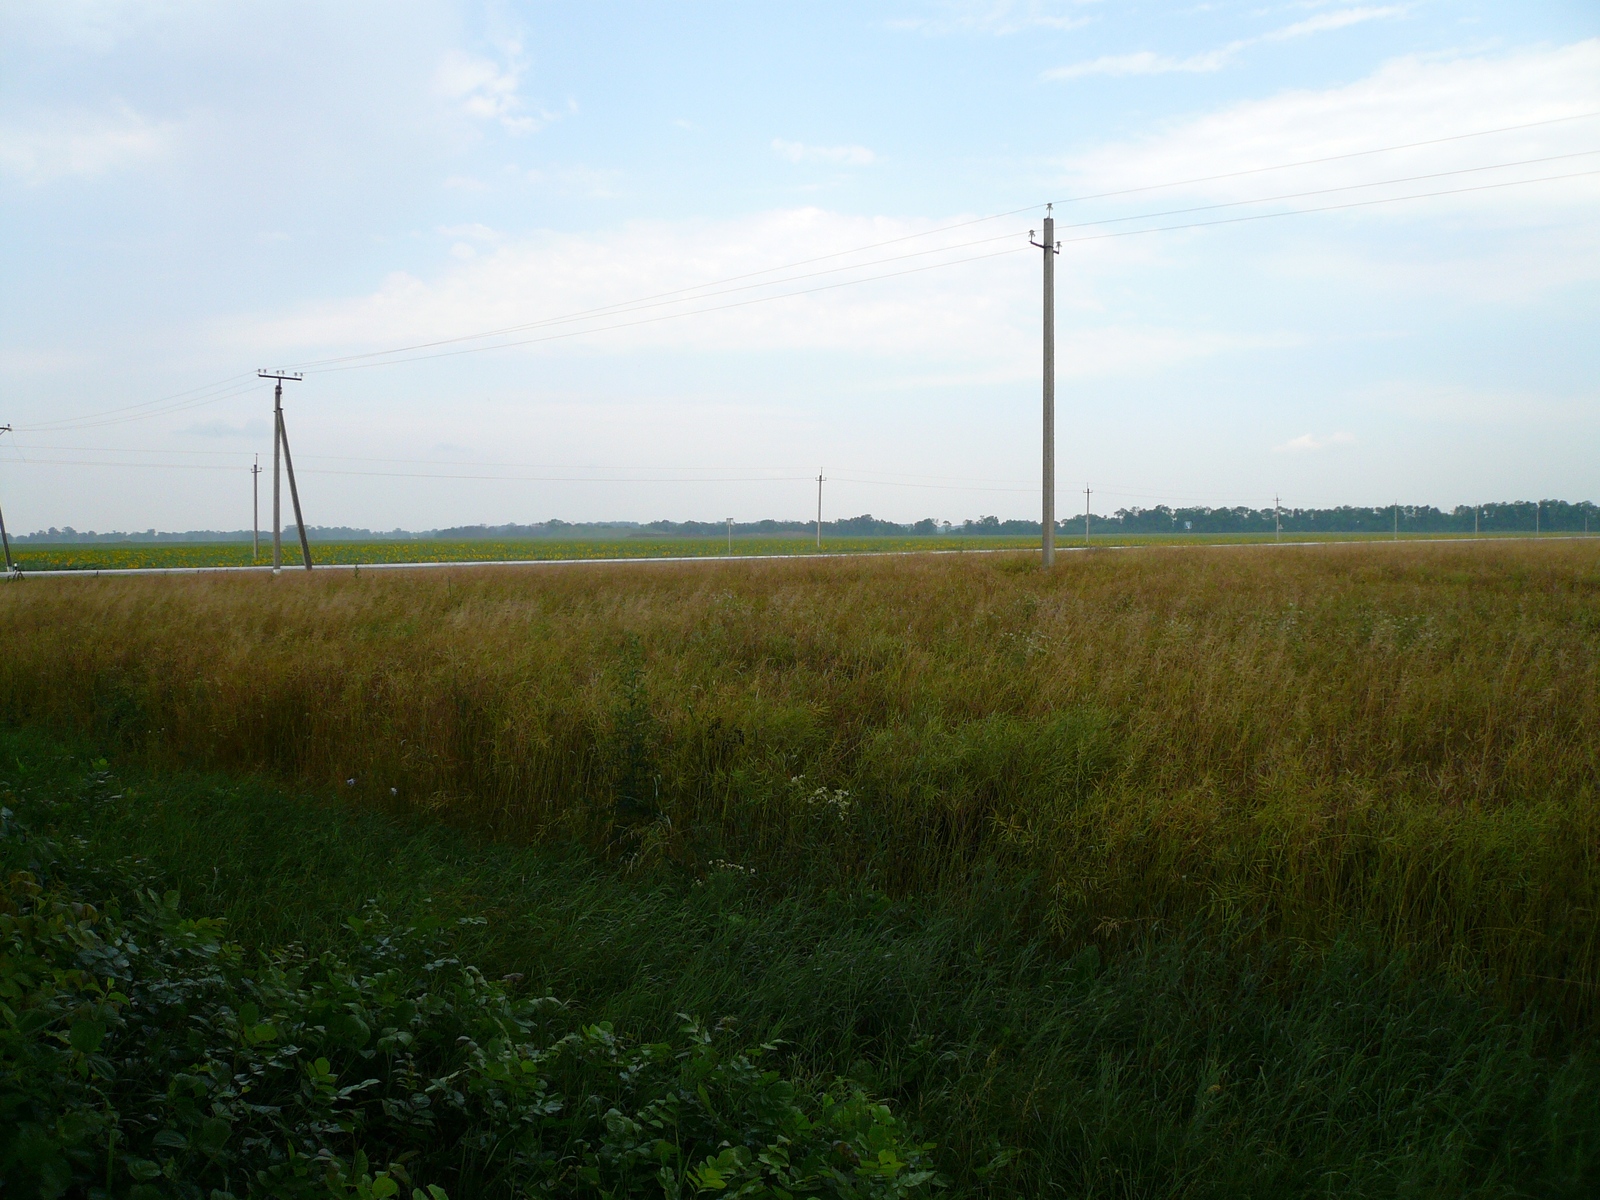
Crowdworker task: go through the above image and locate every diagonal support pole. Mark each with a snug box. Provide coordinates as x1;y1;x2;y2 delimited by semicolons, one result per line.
0;424;16;576
277;408;314;571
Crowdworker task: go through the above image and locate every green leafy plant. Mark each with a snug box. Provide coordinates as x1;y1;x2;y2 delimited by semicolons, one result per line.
0;828;943;1199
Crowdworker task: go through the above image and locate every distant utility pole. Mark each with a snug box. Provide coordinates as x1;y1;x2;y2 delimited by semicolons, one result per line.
259;370;313;573
1393;501;1399;541
1031;209;1060;569
815;472;825;549
1475;506;1479;536
0;425;15;576
726;517;734;556
251;454;262;562
1536;501;1541;535
1275;494;1282;542
1084;485;1092;546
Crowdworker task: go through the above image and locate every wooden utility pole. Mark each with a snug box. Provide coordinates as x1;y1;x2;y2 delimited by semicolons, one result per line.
1275;494;1281;541
259;371;312;572
815;472;825;549
1031;210;1060;568
1084;485;1092;545
251;454;262;561
726;517;734;555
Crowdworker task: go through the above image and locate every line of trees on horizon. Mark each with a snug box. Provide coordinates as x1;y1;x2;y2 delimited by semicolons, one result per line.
14;500;1598;543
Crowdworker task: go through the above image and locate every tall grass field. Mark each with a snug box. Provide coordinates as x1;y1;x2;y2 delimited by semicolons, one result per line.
4;538;1600;1196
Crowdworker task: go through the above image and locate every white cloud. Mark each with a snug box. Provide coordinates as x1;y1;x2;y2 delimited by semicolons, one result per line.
1274;431;1356;452
1045;5;1405;80
526;165;624;198
890;1;1092;36
1355;380;1594;425
1057;40;1600;226
1047;50;1228;80
433;46;563;134
772;139;876;165
0;103;174;184
438;223;503;243
180;417;271;440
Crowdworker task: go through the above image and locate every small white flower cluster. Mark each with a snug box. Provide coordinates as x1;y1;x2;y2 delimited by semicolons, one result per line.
805;786;854;821
1002;629;1052;658
708;858;756;877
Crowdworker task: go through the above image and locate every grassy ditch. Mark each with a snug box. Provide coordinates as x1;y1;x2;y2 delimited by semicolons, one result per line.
4;731;1600;1196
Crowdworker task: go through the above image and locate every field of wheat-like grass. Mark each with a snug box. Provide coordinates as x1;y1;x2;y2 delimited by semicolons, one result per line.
4;538;1598;1006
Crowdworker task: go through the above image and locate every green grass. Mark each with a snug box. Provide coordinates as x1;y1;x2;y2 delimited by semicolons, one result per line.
10;535;1041;571
10;530;1563;572
4;727;1599;1196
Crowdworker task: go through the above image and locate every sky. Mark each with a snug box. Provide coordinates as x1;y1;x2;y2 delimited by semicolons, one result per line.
1;0;1597;532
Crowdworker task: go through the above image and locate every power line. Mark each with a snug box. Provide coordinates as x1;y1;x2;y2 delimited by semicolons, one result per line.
19;380;266;435
21;375;261;434
22;111;1599;434
0;443;1067;485
291;148;1596;377
316;166;1599;374
1056;167;1600;247
0;456;1044;492
285;227;1040;371
296;111;1600;374
285;228;1028;372
1048;109;1600;206
16;120;1599;435
311;242;1034;373
1051;149;1599;234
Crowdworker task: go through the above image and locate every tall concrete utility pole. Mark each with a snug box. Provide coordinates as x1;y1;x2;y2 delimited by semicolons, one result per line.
1031;210;1060;568
726;517;734;556
1275;494;1282;541
259;371;312;572
815;472;825;549
1393;502;1399;540
0;425;15;576
251;454;262;561
1084;485;1092;545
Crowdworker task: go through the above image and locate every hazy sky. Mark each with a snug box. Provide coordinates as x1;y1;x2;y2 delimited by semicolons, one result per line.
2;1;1597;532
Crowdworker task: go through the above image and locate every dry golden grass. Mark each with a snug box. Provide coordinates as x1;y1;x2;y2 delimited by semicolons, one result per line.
5;538;1599;1001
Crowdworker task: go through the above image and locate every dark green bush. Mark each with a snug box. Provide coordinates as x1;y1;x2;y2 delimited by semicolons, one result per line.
0;805;942;1199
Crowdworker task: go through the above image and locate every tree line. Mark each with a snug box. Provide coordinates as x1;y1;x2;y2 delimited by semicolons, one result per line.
15;500;1597;543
